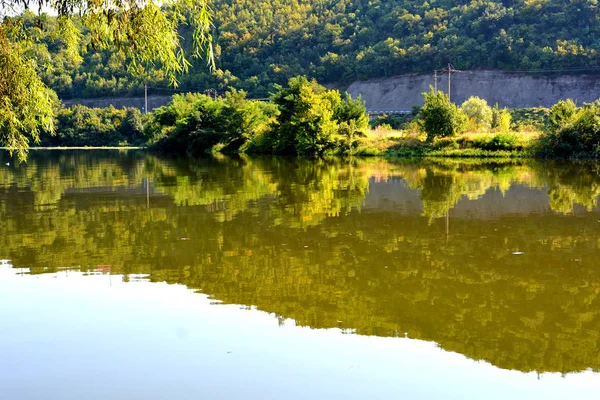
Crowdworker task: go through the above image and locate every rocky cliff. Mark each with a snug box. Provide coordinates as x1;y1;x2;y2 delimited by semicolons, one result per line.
346;70;600;112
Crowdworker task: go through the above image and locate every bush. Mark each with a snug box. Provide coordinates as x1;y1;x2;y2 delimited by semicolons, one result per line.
220;89;277;151
269;76;368;156
537;103;600;157
549;99;577;130
461;96;492;128
491;104;512;131
269;77;339;155
510;107;551;131
419;89;467;141
144;76;370;156
148;93;224;154
480;133;519;151
41;105;147;147
370;113;416;130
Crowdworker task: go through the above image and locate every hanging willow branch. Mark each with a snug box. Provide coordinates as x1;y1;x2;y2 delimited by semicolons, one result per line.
0;0;214;159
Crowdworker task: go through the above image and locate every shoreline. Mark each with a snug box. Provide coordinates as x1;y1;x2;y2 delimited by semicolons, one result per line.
1;146;146;151
0;146;597;160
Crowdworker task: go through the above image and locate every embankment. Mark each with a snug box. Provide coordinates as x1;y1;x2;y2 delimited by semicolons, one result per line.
347;70;600;112
61;71;600;114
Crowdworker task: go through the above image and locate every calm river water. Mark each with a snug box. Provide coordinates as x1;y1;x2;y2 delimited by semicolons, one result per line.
1;150;600;399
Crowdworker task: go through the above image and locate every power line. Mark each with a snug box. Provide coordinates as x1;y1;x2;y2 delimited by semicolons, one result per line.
438;63;461;102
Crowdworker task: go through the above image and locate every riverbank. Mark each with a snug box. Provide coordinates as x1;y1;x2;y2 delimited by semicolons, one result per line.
19;146;146;150
15;75;600;160
352;129;540;158
12;140;531;159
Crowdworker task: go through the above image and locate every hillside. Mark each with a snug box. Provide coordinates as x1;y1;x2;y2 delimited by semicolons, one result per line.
22;0;600;99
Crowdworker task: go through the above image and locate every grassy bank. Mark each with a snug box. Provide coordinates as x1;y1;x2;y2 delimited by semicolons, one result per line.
355;129;540;158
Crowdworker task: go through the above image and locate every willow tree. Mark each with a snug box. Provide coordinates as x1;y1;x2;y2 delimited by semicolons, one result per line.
0;0;213;160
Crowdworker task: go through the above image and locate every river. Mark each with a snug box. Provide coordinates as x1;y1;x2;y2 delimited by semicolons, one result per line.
1;150;600;399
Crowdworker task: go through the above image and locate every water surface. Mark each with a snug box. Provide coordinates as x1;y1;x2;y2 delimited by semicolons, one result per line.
1;151;600;399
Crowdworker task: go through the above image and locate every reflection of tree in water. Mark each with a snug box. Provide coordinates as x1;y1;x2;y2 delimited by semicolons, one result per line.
542;162;600;214
418;168;464;219
2;152;600;374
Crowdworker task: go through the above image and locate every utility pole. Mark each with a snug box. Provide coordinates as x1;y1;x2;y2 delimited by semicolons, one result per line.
434;69;438;93
438;63;460;102
448;63;451;100
144;83;148;114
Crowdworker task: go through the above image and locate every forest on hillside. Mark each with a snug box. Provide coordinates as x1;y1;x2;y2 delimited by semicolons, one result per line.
15;0;600;99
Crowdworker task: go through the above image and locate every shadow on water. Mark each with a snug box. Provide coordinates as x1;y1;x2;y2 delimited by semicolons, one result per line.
2;150;600;374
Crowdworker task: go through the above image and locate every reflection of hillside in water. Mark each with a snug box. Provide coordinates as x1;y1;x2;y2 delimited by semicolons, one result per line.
1;151;600;374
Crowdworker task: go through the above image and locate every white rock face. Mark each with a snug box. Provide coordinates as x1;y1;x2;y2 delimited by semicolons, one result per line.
346;70;600;111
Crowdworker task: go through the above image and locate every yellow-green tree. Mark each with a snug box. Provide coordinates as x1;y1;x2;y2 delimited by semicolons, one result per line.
0;0;213;159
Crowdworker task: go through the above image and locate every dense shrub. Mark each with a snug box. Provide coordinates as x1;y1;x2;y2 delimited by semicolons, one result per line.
419;89;467;141
490;104;512;131
479;133;519;151
264;77;368;155
537;103;600;157
268;77;339;155
148;77;368;156
510;107;551;131
461;97;492;128
220;89;278;151
40;105;147;146
549;99;577;130
147;93;225;155
370;112;418;130
148;91;276;155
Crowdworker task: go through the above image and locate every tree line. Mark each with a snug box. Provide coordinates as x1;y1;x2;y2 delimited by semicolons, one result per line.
38;76;600;159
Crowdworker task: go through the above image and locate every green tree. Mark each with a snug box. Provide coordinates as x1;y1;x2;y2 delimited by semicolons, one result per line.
549;99;577;129
491;103;512;131
220;89;276;151
0;32;56;160
334;93;369;153
270;76;340;156
1;0;213;159
461;96;492;128
419;89;466;141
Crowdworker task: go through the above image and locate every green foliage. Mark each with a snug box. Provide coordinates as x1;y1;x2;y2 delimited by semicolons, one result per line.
478;133;520;151
491;104;512;131
510;107;551;131
270;77;340;155
149;93;224;155
419;89;466;141
220;89;277;151
370;113;417;130
537;103;600;158
549;99;577;129
461;97;492;128
41;105;147;147
147;76;368;156
0;31;57;160
1;0;214;158
335;93;369;133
